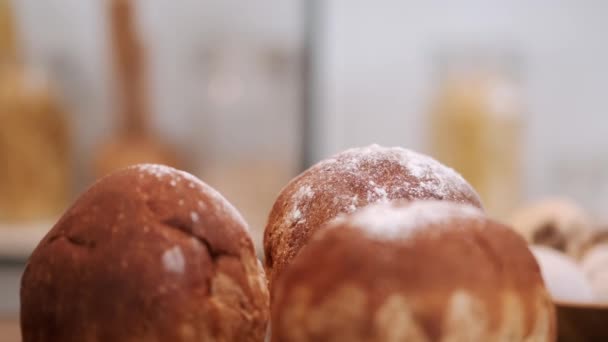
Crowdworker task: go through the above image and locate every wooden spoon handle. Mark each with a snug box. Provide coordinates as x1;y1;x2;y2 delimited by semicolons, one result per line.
110;0;147;136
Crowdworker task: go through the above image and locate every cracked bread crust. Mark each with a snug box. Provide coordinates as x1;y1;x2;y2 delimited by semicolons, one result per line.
271;202;555;342
20;164;269;342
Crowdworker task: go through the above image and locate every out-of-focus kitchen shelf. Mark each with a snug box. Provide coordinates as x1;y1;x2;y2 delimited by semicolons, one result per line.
0;221;51;261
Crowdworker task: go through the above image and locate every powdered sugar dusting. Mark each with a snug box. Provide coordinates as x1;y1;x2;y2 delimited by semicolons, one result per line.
280;145;480;230
372;186;388;201
135;164;177;180
135;164;204;190
342;201;483;241
133;164;249;231
162;246;185;274
348;195;359;213
288;185;315;225
190;211;199;223
326;145;472;200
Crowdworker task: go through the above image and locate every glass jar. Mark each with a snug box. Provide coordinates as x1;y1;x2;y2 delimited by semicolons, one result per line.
429;47;523;219
0;0;70;222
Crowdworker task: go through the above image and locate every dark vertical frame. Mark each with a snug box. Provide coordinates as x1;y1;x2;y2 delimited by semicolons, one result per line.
300;0;321;170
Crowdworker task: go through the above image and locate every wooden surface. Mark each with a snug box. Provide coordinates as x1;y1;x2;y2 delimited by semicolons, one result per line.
0;317;20;342
556;301;608;341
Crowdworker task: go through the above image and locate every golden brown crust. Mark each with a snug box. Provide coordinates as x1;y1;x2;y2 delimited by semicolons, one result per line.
264;145;482;292
509;198;591;259
271;201;556;342
20;164;269;342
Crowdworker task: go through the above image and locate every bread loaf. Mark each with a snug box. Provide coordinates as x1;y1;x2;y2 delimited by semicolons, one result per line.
21;164;269;341
264;145;482;291
271;201;555;341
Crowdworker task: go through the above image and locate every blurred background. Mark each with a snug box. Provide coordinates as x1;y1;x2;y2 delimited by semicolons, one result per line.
1;0;608;338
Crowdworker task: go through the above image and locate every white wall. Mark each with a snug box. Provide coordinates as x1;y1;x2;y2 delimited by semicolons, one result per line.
315;0;608;215
11;0;304;249
12;0;303;192
11;0;608;215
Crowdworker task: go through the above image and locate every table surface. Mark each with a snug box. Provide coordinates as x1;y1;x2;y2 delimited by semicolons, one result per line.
0;317;20;342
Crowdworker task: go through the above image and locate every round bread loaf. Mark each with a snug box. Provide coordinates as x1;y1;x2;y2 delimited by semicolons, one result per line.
20;164;269;342
509;198;591;258
264;145;482;290
271;201;555;342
